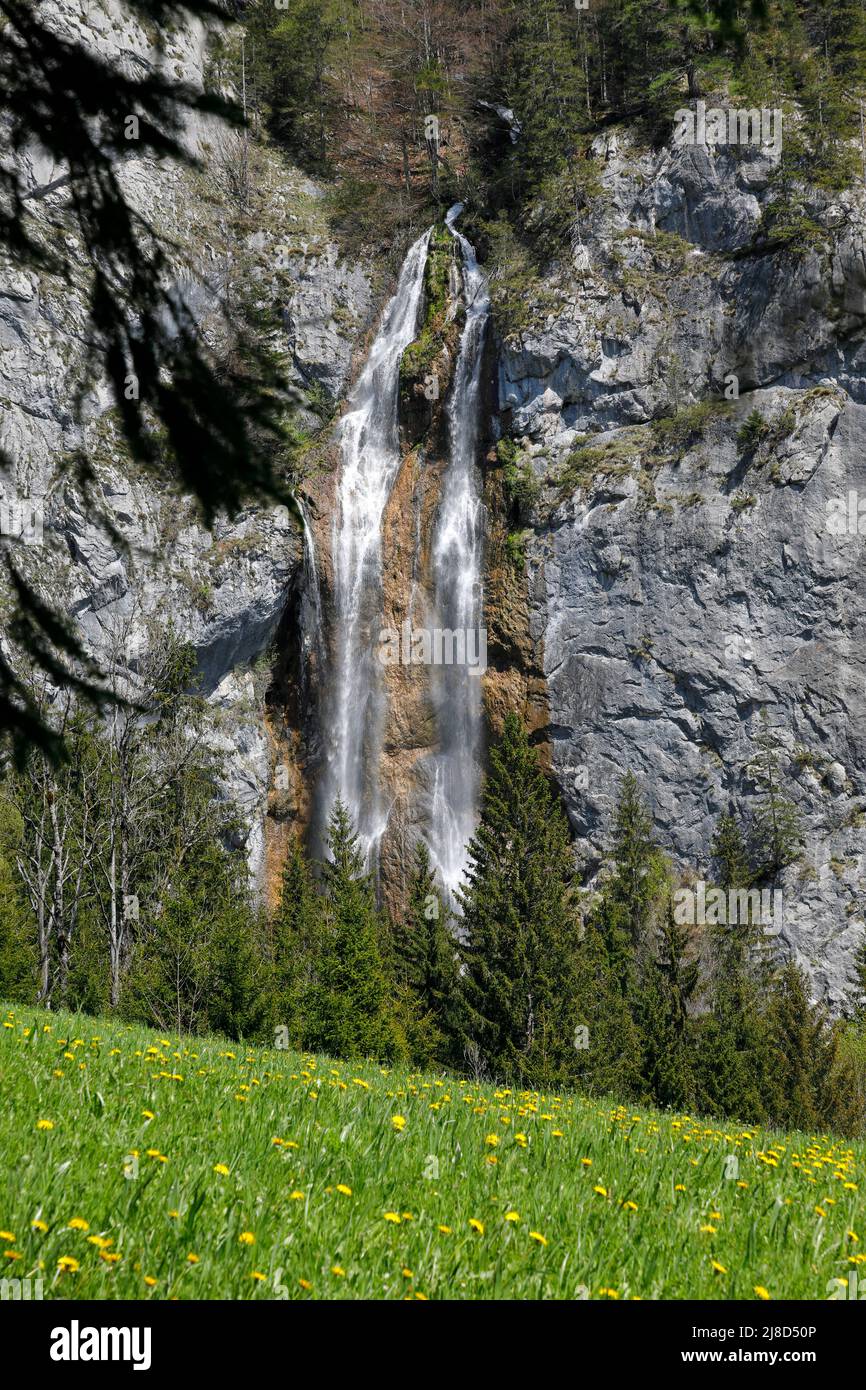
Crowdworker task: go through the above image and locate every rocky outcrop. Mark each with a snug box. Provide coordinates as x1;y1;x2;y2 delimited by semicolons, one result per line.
498;128;866;1006
0;1;374;886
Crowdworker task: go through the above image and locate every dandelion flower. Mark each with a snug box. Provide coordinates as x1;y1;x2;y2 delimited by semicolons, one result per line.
383;1212;401;1224
239;1232;255;1246
331;1265;346;1277
31;1220;48;1233
438;1225;452;1235
711;1260;727;1275
36;1119;54;1131
468;1218;484;1235
336;1184;352;1196
213;1163;230;1176
143;1275;157;1287
593;1185;608;1198
187;1253;200;1264
529;1231;547;1246
504;1211;520;1223
68;1218;89;1232
754;1286;771;1300
251;1271;266;1281
391;1115;406;1132
289;1191;305;1201
57;1256;80;1272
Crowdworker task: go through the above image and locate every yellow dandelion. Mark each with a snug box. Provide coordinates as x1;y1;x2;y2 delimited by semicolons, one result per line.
468;1218;484;1235
142;1110;155;1120
213;1163;230;1176
401;1267;413;1279
57;1256;80;1272
391;1115;406;1132
504;1211;520;1222
299;1278;312;1290
438;1225;452;1235
383;1212;402;1224
336;1184;352;1196
593;1185;608;1198
67;1217;89;1232
711;1260;727;1274
251;1271;266;1282
187;1253;200;1264
331;1265;346;1277
31;1220;48;1233
239;1232;256;1246
143;1275;157;1287
622;1201;638;1212
36;1119;54;1131
528;1231;547;1246
289;1191;305;1201
100;1252;121;1265
754;1286;771;1300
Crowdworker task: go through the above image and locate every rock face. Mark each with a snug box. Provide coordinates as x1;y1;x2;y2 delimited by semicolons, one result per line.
497;130;866;1007
3;9;864;1006
0;1;373;886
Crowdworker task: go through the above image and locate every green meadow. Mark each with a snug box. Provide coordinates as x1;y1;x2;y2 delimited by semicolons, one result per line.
1;1003;863;1301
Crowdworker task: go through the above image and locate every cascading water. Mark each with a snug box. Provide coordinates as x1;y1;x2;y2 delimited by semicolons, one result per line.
427;205;490;901
322;228;431;863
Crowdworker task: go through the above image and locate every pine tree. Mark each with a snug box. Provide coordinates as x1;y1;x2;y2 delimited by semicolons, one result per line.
394;841;462;1066
457;713;581;1086
313;798;394;1060
764;961;840;1130
576;773;669;1100
639;898;700;1109
748;712;803;876
712;804;751;889
0;798;35;1002
271;833;323;1047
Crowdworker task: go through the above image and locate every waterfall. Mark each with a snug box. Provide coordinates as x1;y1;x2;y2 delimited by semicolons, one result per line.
322;228;432;863
427;204;489;901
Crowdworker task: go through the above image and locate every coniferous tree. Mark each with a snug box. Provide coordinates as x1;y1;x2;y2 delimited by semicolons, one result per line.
0;798;35;1001
747;713;804;876
577;773;669;1099
639;898;700;1109
271;832;323;1046
394;840;462;1065
313;798;394;1059
458;713;581;1086
712;804;751;889
764;961;840;1130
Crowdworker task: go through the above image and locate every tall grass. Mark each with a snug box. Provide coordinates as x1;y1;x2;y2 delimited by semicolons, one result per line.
1;1004;863;1300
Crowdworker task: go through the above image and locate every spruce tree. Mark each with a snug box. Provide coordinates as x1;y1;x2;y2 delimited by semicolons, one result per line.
0;798;35;1002
577;773;669;1100
747;713;803;876
271;832;323;1047
712;804;751;889
457;713;581;1086
639;898;700;1109
764;961;839;1131
394;840;462;1066
314;798;393;1060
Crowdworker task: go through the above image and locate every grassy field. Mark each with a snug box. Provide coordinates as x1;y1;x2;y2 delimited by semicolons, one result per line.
1;1003;863;1300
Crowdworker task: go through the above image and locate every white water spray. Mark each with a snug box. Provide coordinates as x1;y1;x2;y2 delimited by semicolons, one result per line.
427;204;490;901
323;229;431;862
